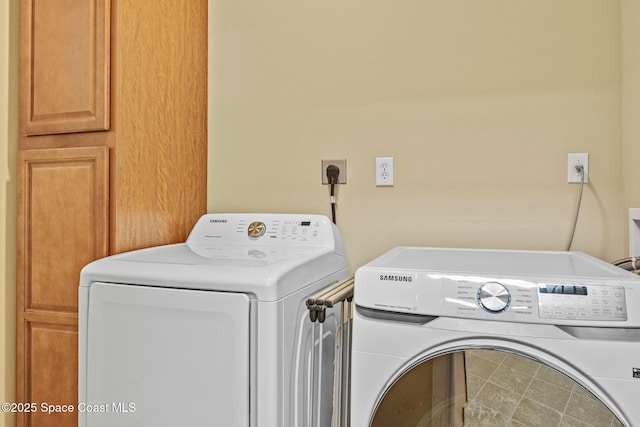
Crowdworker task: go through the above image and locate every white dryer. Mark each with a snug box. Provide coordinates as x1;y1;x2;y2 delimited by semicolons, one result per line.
78;213;348;427
352;247;640;427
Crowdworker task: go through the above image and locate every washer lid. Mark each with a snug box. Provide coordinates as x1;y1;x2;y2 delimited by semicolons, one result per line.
84;283;251;427
79;214;347;301
361;247;635;279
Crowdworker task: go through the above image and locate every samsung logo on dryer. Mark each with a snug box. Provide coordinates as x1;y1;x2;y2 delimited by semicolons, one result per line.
379;274;413;283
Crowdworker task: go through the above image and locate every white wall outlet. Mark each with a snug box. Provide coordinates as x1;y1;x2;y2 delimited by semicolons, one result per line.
567;153;589;183
376;157;394;186
321;159;347;184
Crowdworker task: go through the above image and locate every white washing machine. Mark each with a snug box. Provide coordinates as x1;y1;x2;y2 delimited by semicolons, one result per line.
78;213;348;427
351;247;640;427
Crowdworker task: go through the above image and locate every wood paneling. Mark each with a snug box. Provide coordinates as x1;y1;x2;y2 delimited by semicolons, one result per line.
112;0;208;253
21;0;110;135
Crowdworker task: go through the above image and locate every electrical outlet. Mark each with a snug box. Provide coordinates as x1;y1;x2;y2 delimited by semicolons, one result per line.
321;159;347;184
567;153;589;183
376;157;394;186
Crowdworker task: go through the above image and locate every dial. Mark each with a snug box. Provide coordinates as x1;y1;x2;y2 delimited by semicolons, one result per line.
247;221;266;238
477;281;511;313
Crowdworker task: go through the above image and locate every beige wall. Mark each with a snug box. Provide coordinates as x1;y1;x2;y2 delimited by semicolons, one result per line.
208;0;624;271
622;1;640;230
0;0;18;426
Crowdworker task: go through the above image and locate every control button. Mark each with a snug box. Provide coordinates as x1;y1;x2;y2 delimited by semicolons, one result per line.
247;221;266;238
477;282;511;313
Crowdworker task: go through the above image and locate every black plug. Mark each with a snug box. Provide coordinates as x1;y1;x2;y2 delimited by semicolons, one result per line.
326;164;340;184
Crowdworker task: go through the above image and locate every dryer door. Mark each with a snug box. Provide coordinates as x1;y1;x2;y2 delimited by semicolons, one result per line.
369;348;625;427
82;283;250;427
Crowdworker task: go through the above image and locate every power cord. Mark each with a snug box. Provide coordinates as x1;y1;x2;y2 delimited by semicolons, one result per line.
326;165;340;224
566;164;585;251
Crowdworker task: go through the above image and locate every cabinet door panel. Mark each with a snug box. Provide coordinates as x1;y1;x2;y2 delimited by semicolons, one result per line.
18;147;109;313
26;321;78;427
21;0;110;135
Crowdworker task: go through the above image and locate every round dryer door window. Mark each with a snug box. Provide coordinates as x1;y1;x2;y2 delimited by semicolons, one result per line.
370;349;623;427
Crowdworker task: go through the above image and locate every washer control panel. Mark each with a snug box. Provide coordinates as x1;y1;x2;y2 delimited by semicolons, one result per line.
441;278;628;322
441;278;536;319
354;247;640;326
538;283;627;321
187;214;336;247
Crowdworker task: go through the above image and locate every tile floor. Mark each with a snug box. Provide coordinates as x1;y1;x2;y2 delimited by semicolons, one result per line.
464;349;624;427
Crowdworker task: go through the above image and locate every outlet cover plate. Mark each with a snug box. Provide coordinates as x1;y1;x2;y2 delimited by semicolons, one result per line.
568;153;589;183
376;157;394;186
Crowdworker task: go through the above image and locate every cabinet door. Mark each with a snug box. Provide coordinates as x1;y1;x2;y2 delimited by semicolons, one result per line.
20;0;110;135
16;147;109;427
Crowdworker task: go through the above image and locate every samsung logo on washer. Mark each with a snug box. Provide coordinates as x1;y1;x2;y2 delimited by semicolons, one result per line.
379;274;413;283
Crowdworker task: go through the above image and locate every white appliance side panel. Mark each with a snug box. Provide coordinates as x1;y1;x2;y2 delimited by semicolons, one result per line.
84;283;250;427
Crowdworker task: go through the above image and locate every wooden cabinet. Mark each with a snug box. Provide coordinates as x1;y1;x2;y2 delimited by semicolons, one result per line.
17;147;109;427
20;0;110;135
16;1;208;426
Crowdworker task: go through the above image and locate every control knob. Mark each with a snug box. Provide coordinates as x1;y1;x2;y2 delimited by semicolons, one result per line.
477;281;511;313
247;221;266;238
